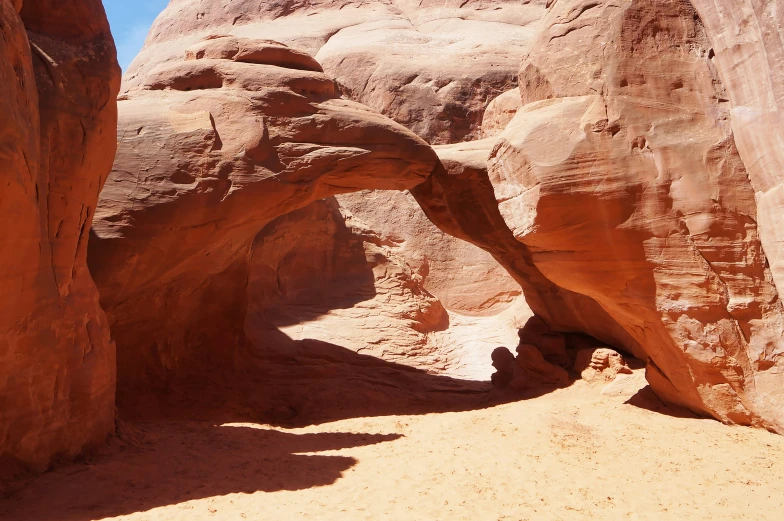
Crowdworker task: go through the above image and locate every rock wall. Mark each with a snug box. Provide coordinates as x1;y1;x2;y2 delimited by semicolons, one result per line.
690;0;784;303
0;0;120;476
485;0;784;429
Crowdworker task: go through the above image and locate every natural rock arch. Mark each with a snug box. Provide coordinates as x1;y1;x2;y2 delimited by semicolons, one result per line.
87;36;440;406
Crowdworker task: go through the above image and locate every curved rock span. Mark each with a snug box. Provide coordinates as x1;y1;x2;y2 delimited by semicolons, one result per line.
486;0;784;430
87;34;440;404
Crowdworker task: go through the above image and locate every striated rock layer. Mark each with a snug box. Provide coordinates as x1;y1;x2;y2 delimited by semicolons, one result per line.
0;0;120;476
486;0;784;430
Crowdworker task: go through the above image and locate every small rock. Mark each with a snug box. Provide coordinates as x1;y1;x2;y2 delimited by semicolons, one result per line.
575;348;633;383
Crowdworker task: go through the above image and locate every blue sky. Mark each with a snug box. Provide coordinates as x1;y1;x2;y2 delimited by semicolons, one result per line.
104;0;169;70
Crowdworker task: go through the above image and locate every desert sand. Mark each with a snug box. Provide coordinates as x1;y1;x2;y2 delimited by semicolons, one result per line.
3;371;783;521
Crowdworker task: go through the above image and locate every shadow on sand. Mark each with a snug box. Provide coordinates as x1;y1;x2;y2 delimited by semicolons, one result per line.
1;337;562;521
115;335;558;428
625;385;700;420
0;421;401;521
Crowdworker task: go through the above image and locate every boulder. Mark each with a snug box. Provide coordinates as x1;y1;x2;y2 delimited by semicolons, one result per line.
574;349;633;383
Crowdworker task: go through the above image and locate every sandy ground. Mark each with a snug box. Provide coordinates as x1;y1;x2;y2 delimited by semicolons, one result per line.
2;371;784;521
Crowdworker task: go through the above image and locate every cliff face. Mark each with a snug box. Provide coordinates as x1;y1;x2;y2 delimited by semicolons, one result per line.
0;0;120;476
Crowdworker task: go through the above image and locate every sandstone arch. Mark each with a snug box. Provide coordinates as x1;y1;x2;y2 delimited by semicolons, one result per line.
87;35;439;406
5;0;784;487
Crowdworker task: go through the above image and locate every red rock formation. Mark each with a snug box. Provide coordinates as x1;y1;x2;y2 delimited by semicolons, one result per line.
0;0;120;477
412;139;645;360
110;0;544;381
125;0;547;144
486;0;784;430
88;36;438;403
4;0;784;497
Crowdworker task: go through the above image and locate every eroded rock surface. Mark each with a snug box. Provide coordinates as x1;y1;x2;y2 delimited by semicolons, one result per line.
487;0;784;430
575;349;633;383
0;0;120;477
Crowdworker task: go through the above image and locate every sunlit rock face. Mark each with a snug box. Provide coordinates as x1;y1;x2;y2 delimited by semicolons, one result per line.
248;188;531;382
486;0;784;430
0;0;120;476
124;0;547;145
689;0;784;303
